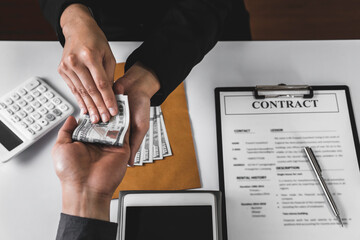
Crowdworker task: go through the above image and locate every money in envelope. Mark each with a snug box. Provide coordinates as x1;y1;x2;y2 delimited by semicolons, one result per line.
72;94;130;146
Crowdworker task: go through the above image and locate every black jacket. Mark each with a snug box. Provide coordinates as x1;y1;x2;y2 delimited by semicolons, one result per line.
56;213;117;240
38;0;250;106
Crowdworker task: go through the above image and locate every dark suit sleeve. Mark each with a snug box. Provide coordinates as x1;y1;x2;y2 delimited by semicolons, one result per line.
38;0;231;106
56;213;118;240
125;0;231;106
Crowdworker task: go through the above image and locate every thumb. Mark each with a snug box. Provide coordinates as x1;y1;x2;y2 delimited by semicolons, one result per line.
113;78;125;95
104;52;116;84
56;116;78;145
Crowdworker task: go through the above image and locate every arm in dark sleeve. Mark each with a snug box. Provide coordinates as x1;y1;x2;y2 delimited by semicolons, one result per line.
56;213;117;240
38;0;94;46
125;0;232;106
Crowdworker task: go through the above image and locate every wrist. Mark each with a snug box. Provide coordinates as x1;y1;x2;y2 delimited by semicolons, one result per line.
61;184;112;221
120;62;161;98
60;4;95;37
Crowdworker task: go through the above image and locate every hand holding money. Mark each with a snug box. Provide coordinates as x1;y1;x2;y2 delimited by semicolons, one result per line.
72;94;172;166
52;116;130;221
113;62;160;166
72;94;130;146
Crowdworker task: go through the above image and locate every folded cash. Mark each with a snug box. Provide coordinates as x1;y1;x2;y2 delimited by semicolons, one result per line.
158;107;172;157
72;94;130;146
153;107;163;160
133;106;172;166
141;107;154;164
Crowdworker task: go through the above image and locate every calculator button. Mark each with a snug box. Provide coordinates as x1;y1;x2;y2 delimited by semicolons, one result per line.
31;90;41;97
5;98;13;105
39;119;49;126
17;111;27;118
10;104;20;112
24;95;34;102
37;85;47;92
18;88;27;96
44;91;55;99
38;107;48;115
46;114;56;121
32;112;42;120
52;109;62;116
32;124;42;131
59;104;69;111
31;101;42;109
18;100;27;107
24;117;35;125
18;122;28;128
39;96;48;104
11;93;20;101
46;103;55;110
25;79;40;91
0;102;7;110
26;128;36;137
11;116;21;123
24;106;35;113
52;98;62;105
6;109;14;115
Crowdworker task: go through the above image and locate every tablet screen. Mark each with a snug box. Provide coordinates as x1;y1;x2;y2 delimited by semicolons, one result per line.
125;206;213;240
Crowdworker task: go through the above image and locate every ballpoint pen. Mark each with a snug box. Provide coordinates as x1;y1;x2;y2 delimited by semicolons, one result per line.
303;147;344;227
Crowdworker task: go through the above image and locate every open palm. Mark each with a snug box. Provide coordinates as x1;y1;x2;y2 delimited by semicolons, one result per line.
52;116;130;198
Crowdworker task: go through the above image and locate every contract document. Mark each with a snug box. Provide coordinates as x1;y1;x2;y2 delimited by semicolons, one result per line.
215;86;360;240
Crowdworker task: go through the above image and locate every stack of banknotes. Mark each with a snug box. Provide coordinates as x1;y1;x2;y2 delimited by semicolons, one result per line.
134;106;172;166
72;94;172;166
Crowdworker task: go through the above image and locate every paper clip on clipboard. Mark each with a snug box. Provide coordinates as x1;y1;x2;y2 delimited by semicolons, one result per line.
254;84;313;99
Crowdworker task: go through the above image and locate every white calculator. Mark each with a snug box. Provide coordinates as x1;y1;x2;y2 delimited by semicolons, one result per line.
0;77;74;162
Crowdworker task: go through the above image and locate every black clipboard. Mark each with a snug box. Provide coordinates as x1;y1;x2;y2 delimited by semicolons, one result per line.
214;85;360;240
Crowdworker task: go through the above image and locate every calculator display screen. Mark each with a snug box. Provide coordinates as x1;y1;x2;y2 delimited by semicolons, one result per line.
0;120;23;151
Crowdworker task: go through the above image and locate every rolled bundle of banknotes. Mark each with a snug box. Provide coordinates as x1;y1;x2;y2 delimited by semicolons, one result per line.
72;94;172;166
72;94;130;146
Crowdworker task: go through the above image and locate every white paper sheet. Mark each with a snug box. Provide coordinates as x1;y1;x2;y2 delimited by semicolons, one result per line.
218;89;360;240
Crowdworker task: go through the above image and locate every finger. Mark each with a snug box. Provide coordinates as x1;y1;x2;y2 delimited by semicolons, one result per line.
128;116;149;166
128;132;146;166
85;51;118;116
87;60;118;117
58;70;87;114
103;54;119;117
65;69;101;123
71;64;112;123
113;77;125;95
56;116;78;145
104;53;116;88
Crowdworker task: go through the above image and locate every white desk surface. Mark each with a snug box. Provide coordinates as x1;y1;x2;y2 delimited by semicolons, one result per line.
1;40;360;239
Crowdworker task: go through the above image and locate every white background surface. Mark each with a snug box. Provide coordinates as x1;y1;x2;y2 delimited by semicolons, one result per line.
1;41;360;239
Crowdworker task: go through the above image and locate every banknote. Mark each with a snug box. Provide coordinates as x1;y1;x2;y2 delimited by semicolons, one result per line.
153;106;163;160
141;107;154;163
72;94;129;146
130;106;172;166
134;140;144;166
159;107;172;157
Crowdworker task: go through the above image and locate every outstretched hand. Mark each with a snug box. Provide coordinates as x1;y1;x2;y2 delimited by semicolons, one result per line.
52;116;130;221
57;4;161;167
113;62;160;166
58;4;117;124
